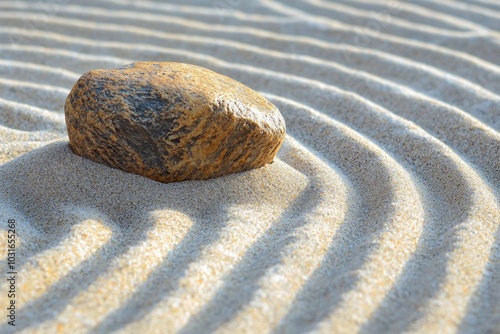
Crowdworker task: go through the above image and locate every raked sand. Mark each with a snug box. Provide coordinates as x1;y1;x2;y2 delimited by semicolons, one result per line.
0;0;499;333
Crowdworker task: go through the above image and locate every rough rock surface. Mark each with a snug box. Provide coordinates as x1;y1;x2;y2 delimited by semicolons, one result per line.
64;62;286;183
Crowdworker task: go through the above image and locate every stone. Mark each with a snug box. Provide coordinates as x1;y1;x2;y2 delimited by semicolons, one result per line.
64;62;286;183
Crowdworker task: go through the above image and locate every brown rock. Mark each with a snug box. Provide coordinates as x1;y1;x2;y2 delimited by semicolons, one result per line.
64;62;286;183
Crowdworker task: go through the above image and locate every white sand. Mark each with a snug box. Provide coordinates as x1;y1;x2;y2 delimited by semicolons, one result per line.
0;0;499;333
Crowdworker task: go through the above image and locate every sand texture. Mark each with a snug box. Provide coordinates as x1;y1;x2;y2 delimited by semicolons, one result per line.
0;0;499;333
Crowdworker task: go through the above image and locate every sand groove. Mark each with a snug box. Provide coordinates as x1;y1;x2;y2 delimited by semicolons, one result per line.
0;1;498;333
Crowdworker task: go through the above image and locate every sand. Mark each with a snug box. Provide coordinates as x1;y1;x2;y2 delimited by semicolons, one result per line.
0;0;499;333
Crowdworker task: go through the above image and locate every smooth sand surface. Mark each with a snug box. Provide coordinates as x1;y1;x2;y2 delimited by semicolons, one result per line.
0;0;499;333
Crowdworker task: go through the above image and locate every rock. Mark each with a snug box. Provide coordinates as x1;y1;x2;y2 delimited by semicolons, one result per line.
64;62;286;183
